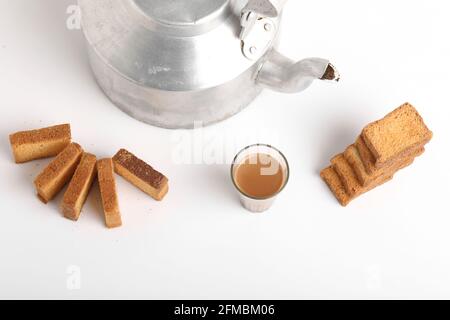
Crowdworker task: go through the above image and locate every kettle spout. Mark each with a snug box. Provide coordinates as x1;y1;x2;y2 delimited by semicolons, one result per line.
256;50;340;94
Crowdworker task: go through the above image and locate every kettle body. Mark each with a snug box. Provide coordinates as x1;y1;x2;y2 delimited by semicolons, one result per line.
80;0;338;128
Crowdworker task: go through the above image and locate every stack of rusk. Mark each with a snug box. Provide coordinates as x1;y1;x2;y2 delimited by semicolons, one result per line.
321;103;433;206
9;124;169;228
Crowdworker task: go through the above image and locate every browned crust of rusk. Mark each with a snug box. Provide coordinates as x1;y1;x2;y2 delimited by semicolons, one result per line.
9;124;71;146
113;149;167;190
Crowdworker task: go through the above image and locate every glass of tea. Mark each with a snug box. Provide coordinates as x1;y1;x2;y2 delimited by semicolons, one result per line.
231;144;290;212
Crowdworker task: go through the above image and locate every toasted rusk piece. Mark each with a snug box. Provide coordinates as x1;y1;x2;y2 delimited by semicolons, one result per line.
9;124;71;163
113;149;169;201
320;167;351;207
331;154;393;198
321;164;393;207
362;103;432;168
355;136;425;175
355;136;378;175
34;143;83;203
61;153;97;221
344;144;424;186
344;144;380;186
97;158;122;228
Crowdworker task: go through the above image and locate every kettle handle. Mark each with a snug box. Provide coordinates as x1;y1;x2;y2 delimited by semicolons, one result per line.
240;0;287;60
256;49;340;93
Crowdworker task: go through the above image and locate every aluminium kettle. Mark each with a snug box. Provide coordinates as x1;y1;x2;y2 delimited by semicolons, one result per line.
79;0;339;129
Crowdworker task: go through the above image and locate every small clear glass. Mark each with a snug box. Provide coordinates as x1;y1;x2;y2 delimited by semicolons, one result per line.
231;144;290;213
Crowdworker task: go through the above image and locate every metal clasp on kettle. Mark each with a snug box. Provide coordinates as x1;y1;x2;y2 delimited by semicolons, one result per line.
240;0;340;93
240;0;287;60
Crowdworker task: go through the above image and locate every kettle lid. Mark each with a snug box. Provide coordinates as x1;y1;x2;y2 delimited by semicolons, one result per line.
133;0;230;28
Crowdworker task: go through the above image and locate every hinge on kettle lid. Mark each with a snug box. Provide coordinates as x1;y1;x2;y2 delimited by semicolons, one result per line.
240;0;285;60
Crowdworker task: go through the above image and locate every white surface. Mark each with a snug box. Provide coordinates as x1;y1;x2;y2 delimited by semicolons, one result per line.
0;0;449;300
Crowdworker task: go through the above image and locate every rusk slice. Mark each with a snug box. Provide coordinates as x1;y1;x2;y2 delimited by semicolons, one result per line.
97;158;122;228
331;154;393;197
355;136;378;175
9;124;71;163
344;144;424;186
362;103;432;168
320;166;351;207
113;149;169;201
355;136;425;175
34;143;83;203
344;144;379;186
61;153;97;221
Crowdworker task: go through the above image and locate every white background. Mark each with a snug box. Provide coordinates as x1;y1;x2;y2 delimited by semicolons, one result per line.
1;0;449;299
